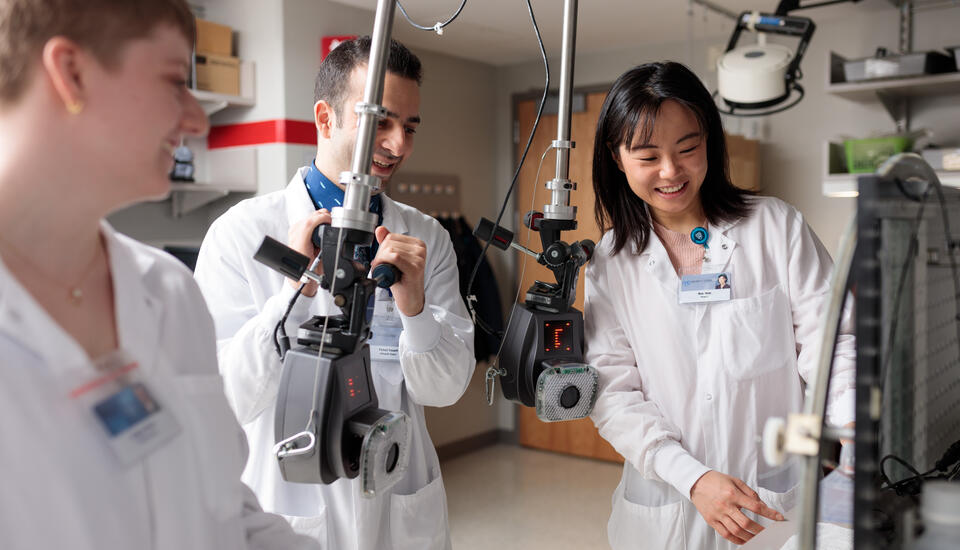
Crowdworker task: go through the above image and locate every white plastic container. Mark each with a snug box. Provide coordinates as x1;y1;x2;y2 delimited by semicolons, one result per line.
914;482;960;550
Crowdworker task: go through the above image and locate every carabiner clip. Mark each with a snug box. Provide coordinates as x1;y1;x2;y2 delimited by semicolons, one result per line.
273;430;316;460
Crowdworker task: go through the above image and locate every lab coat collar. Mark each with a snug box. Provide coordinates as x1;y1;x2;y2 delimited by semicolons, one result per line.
0;221;165;374
285;166;410;236
102;221;165;375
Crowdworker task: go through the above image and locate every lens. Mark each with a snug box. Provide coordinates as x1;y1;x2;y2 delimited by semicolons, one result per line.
385;443;400;473
560;385;580;408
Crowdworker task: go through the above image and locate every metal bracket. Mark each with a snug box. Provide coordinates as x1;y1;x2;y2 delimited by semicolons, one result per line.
355;102;388;119
339;171;382;191
783;413;822;457
551;140;576;150
545;178;576;191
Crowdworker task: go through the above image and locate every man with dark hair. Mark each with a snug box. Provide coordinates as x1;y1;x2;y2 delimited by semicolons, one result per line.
194;37;474;550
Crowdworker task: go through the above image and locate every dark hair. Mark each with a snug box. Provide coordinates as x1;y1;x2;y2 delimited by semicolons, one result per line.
592;61;753;256
0;0;195;103
314;36;423;123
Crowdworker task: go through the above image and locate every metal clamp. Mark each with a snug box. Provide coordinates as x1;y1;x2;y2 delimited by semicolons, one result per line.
354;102;389;118
273;430;316;459
545;178;576;191
551;140;575;150
338;171;382;191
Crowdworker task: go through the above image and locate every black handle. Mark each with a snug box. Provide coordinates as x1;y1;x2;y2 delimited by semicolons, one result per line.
371;263;401;288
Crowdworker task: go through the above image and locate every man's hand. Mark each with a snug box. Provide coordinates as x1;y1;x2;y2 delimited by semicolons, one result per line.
372;226;426;316
286;209;332;297
690;471;784;545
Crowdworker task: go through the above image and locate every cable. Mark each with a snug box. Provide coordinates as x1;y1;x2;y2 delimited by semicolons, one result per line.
466;0;549;339
485;144;557;405
274;282;306;357
397;0;467;34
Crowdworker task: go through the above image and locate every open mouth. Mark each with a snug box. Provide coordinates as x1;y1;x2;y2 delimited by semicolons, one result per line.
372;159;397;171
655;181;687;196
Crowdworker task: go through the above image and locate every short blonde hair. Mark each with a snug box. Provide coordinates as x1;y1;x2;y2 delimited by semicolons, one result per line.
0;0;195;103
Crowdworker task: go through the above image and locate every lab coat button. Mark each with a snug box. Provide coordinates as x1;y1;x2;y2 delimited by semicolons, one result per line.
722;243;728;250
705;393;713;401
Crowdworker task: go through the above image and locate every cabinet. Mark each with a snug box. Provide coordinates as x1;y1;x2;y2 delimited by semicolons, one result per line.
822;52;960;197
166;61;257;216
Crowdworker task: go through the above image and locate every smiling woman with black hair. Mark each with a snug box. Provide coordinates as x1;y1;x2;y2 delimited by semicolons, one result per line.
584;61;857;549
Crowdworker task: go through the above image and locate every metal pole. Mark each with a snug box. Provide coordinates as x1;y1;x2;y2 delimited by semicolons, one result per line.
335;0;396;231
544;0;578;221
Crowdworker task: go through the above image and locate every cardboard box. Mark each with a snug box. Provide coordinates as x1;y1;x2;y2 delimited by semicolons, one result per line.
195;53;239;96
726;133;761;191
196;18;232;56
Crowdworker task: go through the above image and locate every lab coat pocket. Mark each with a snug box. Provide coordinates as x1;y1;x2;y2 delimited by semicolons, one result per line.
756;483;800;527
389;474;450;550
716;285;795;380
285;509;329;542
174;374;245;521
609;472;686;550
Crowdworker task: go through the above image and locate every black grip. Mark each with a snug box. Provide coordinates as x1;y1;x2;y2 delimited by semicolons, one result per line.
371;263;401;288
474;218;514;251
253;236;309;281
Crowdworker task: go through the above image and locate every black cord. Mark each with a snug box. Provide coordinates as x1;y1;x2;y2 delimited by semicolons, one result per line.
274;283;305;358
397;0;467;32
464;0;549;338
714;83;806;118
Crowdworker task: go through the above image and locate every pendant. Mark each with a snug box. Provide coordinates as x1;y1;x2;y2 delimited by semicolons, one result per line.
70;287;83;304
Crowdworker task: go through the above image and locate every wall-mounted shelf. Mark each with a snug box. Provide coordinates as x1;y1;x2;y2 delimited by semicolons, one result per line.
826;52;960;130
821;141;960;197
163;147;257;216
189;60;255;116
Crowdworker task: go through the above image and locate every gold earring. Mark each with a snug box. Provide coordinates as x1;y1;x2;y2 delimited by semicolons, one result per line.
66;100;84;115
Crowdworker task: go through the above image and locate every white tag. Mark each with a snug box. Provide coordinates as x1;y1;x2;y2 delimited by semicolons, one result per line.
68;351;181;467
369;288;402;361
679;272;732;304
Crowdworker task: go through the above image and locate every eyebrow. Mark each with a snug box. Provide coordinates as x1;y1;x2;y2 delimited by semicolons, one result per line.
384;109;421;125
628;131;700;151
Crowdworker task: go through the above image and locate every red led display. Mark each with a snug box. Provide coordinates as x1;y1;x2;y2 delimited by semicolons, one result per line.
544;321;573;353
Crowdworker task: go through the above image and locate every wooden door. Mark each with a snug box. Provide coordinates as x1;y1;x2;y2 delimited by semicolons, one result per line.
513;90;623;463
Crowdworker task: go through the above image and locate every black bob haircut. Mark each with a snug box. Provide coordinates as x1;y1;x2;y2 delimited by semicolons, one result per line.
314;36;423;123
592;61;753;257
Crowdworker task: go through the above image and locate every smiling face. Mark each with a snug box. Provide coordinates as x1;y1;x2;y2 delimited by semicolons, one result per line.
317;66;420;191
84;23;208;202
614;99;708;228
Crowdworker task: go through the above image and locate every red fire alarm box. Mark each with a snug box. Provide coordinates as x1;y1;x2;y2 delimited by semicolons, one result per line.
321;35;357;61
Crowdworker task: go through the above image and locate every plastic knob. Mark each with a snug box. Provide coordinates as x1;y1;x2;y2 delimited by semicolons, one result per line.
371;263;401;288
763;416;787;467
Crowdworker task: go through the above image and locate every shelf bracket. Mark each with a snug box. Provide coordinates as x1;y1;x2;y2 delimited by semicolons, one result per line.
876;90;910;133
170;188;229;218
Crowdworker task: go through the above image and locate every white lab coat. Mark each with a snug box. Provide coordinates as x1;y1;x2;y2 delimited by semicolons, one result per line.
585;197;856;550
194;167;475;550
0;222;318;550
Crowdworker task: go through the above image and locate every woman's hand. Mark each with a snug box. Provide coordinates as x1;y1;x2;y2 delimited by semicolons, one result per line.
690;471;784;545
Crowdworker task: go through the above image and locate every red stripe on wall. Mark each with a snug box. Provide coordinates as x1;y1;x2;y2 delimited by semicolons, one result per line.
208;119;316;149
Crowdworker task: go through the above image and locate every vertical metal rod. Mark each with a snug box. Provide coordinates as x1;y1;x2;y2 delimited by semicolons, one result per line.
341;0;396;216
899;1;914;54
550;0;577;214
796;215;858;550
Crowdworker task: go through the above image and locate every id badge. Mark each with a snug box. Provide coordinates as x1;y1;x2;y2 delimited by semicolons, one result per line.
369;287;402;362
679;272;732;304
67;350;181;467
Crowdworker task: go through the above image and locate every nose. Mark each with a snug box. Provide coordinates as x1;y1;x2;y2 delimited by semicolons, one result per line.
180;91;210;138
378;122;407;157
659;153;680;180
